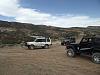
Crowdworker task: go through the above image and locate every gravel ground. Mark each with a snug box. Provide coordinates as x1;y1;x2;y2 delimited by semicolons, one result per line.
0;43;100;75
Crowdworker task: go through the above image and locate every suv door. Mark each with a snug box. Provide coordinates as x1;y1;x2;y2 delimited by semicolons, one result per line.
35;39;46;47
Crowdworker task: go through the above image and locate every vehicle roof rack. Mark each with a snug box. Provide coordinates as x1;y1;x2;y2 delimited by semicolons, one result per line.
31;36;44;38
30;36;50;39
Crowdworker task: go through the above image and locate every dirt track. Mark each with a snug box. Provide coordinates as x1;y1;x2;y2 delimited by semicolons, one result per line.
0;43;100;75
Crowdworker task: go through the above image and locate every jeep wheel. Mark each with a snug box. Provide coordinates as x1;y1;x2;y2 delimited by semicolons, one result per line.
92;53;100;64
44;45;49;49
67;49;76;57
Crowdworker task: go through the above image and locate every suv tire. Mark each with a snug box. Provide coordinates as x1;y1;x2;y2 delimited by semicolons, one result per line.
67;48;76;57
44;45;49;49
92;53;100;64
28;45;35;50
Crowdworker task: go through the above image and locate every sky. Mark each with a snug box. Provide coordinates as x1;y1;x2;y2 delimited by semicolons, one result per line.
0;0;100;28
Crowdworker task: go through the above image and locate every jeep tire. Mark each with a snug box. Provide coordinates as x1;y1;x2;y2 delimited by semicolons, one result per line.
67;48;76;57
92;53;100;64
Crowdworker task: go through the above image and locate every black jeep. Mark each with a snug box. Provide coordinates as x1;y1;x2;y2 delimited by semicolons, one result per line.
66;36;100;64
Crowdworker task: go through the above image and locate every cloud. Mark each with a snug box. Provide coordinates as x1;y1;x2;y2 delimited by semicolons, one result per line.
0;0;100;28
0;0;19;17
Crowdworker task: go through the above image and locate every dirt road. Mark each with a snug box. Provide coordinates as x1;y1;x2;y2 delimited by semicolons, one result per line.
0;44;100;75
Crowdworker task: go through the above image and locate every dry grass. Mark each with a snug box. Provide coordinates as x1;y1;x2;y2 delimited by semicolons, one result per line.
0;43;100;75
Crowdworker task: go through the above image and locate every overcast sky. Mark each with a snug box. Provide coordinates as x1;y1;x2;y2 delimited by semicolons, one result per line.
0;0;100;28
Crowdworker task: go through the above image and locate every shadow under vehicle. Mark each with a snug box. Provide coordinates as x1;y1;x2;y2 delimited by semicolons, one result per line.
66;35;100;64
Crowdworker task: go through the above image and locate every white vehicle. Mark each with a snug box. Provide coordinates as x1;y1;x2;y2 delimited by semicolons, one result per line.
25;36;52;49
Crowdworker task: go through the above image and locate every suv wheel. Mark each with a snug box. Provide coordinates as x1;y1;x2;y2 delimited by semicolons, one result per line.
92;53;100;64
67;48;76;57
44;45;49;49
28;45;34;50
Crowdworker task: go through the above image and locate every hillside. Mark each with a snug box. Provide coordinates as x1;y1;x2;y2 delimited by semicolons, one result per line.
0;20;100;44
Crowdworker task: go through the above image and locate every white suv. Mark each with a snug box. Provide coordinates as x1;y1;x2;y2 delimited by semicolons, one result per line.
25;36;52;49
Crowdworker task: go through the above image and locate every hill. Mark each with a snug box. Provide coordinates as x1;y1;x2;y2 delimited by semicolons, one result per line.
0;20;100;44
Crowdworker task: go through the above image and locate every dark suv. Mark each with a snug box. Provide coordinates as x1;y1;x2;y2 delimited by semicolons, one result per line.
61;37;75;45
66;36;100;64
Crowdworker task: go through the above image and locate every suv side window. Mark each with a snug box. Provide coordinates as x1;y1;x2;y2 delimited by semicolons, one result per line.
36;39;46;42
